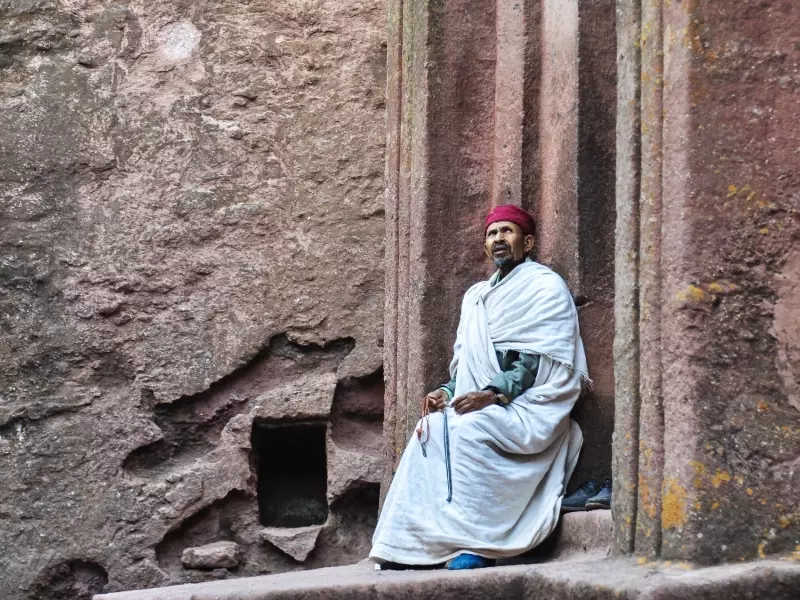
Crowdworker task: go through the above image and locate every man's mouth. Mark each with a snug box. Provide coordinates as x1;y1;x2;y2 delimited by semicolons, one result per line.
492;244;510;255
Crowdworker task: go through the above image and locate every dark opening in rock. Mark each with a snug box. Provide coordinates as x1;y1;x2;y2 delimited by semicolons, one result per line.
252;421;328;527
31;559;108;600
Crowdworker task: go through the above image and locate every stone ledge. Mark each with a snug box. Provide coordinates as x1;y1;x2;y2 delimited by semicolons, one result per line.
95;556;799;600
545;509;613;561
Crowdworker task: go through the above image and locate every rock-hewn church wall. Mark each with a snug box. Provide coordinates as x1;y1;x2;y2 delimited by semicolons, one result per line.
383;0;618;499
0;0;386;597
614;0;800;562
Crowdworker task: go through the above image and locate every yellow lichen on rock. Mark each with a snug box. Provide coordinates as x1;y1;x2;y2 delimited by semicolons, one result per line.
711;469;731;488
662;478;689;530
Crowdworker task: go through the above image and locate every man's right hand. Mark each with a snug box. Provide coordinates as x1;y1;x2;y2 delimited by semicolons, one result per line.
424;389;449;412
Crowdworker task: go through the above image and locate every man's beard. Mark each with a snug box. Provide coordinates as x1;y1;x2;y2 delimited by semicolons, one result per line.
492;255;520;269
491;243;522;270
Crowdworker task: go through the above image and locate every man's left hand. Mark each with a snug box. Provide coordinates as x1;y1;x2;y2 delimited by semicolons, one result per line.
452;390;496;414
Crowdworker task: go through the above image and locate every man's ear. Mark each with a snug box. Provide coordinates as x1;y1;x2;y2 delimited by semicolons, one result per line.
524;235;535;253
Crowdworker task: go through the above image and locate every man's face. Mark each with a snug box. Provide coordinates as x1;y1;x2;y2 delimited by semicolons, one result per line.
484;220;534;269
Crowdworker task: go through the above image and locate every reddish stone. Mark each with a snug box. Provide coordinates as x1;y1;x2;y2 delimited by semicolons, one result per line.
94;557;800;600
615;0;800;563
0;0;387;597
383;0;616;497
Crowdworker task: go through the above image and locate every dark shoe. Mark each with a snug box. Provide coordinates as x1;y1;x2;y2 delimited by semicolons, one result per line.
446;553;496;570
560;480;600;512
378;561;443;571
585;478;612;510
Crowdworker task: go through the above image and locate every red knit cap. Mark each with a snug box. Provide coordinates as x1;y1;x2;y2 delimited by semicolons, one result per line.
484;204;536;236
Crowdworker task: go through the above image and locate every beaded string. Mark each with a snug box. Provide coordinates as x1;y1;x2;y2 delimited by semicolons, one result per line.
443;409;452;502
416;396;430;457
415;396;452;502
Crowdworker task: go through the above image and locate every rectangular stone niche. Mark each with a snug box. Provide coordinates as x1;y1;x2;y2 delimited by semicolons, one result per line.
251;421;329;527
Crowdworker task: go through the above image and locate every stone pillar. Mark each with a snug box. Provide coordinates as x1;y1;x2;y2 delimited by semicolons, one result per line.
538;0;580;280
539;0;618;488
612;0;642;556
614;0;800;563
383;0;499;491
574;0;618;488
383;0;618;498
382;0;545;484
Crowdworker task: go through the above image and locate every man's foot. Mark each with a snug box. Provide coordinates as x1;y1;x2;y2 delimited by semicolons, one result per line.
560;480;600;512
446;553;496;570
585;478;612;510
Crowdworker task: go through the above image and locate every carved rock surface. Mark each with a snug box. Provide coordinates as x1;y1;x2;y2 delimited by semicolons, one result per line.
327;443;383;503
260;526;324;562
253;374;338;421
181;541;241;570
0;0;386;597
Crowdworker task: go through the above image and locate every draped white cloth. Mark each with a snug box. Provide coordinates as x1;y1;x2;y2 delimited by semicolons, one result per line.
370;260;588;564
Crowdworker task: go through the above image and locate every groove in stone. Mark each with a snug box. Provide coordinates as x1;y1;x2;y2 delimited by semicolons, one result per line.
123;335;355;477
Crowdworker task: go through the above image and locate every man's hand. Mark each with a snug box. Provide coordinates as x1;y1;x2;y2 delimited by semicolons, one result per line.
452;390;496;414
424;389;449;413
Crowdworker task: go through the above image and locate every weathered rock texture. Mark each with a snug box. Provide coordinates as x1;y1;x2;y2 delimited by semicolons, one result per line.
383;0;616;496
96;557;800;600
613;0;800;562
0;0;386;597
181;542;241;570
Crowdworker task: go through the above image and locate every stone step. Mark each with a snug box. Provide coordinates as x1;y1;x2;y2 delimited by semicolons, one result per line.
95;510;619;600
533;509;613;562
95;557;799;600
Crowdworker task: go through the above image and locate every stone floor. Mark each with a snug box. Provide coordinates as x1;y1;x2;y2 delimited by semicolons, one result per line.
95;512;800;600
96;558;800;600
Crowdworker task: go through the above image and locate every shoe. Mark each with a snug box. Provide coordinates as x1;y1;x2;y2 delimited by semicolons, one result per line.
560;480;600;512
378;561;414;571
585;478;612;510
378;561;443;571
446;553;496;570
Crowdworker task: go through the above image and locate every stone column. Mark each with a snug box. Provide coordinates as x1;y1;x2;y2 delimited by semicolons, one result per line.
383;0;618;499
539;0;618;488
382;0;546;486
612;0;642;556
574;0;618;489
383;0;499;492
614;0;800;563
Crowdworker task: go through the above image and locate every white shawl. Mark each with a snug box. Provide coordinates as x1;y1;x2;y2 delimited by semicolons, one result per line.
371;260;587;564
452;259;589;398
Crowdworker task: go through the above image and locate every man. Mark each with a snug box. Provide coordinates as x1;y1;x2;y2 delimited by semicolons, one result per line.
370;205;588;570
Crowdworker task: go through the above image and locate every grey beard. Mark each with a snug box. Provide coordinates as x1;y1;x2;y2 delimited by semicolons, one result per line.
493;255;519;269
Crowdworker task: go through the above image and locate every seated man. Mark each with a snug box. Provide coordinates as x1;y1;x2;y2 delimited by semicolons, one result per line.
370;205;588;570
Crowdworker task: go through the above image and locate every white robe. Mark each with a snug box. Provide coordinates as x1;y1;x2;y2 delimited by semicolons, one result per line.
370;260;588;564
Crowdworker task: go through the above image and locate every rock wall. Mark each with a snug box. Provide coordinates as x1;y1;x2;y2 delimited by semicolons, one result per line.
0;0;386;597
613;0;800;562
383;0;617;495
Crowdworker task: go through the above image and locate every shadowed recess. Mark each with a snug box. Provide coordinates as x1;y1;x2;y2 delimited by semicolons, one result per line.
30;560;108;600
252;421;329;527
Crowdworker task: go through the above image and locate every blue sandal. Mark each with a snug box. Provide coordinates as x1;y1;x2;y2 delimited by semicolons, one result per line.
446;553;496;570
